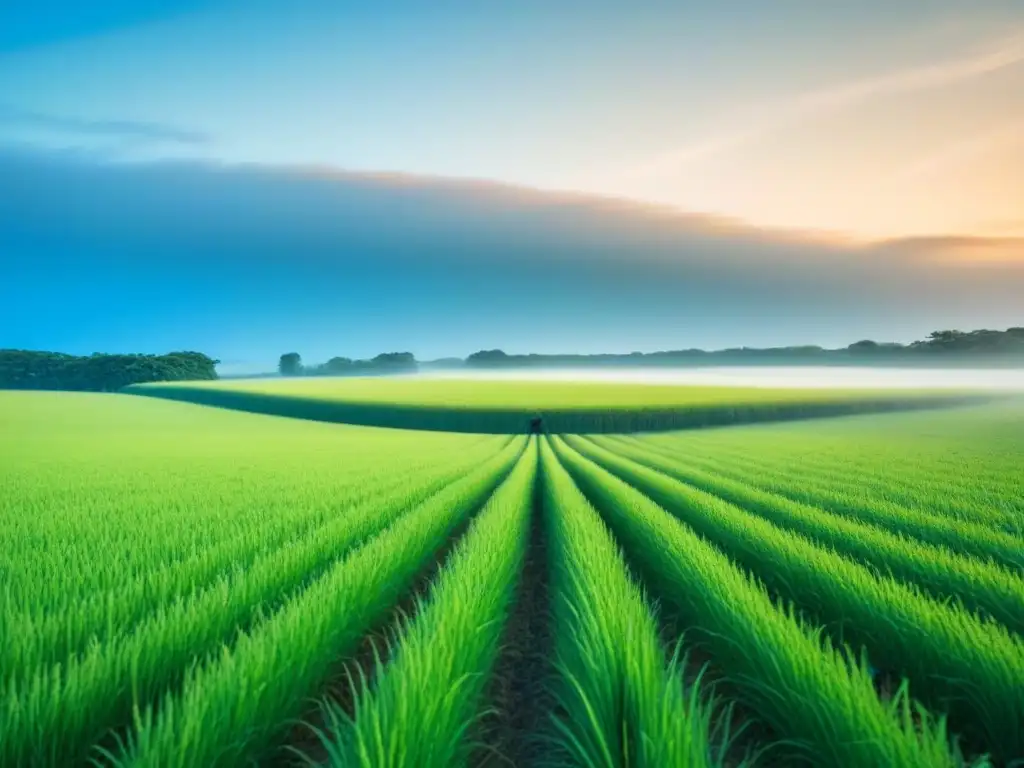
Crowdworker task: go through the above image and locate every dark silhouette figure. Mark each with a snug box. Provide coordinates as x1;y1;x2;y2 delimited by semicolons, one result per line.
529;416;544;434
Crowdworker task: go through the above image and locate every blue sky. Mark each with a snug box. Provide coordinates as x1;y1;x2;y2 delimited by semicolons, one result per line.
3;1;1021;235
1;2;1023;370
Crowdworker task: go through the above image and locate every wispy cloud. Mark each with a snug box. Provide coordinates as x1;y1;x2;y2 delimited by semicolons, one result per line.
888;115;1024;183
976;219;1024;236
0;104;209;145
869;234;1024;265
626;29;1024;177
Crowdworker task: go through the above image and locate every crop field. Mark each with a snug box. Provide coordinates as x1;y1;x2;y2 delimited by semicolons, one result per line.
2;390;1023;767
124;376;987;433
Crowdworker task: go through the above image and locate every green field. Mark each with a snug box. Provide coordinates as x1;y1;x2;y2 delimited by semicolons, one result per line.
2;390;1023;767
124;376;987;433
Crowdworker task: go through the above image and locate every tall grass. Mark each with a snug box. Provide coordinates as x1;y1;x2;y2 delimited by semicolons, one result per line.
541;438;730;768
620;404;1024;533
310;438;538;767
611;432;1024;565
1;393;501;606
1;440;506;684
102;439;526;768
2;390;1021;765
587;435;1024;634
566;436;1024;762
0;391;519;768
551;436;963;768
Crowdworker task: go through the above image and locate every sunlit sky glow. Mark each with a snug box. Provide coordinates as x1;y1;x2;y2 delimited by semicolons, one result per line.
2;2;1023;369
2;1;1022;240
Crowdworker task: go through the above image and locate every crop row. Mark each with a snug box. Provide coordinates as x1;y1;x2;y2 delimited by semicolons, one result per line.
1;439;509;684
628;439;1024;537
311;437;539;766
585;435;1024;629
0;393;524;766
3;437;525;766
611;433;1024;562
4;393;1022;766
622;405;1024;530
539;438;724;767
550;435;961;767
563;435;1024;763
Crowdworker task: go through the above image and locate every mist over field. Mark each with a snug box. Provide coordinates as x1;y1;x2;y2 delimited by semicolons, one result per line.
418;366;1024;391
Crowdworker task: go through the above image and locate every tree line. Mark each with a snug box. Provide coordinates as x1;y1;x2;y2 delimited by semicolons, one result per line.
465;327;1024;367
7;326;1017;393
0;350;219;391
278;351;418;377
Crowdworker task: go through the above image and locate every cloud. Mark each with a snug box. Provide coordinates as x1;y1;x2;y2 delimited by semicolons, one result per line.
868;235;1024;264
887;115;1024;183
1;147;1021;358
975;218;1024;236
625;29;1024;177
2;145;1020;275
0;104;210;145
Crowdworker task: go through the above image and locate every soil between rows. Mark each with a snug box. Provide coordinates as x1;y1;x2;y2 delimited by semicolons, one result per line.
470;454;556;768
270;487;502;766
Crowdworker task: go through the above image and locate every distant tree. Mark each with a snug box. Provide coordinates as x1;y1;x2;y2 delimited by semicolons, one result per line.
161;351;220;380
466;349;510;366
908;329;1024;354
847;340;885;355
922;330;967;351
0;350;218;391
787;345;826;356
288;351;417;377
268;325;1024;381
278;352;303;376
372;352;417;370
323;356;354;375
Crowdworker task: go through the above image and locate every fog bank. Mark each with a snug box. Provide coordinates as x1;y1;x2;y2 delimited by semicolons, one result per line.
418;366;1024;391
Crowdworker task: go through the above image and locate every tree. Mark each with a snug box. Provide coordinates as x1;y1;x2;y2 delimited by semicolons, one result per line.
278;352;303;376
0;350;219;391
371;352;417;370
323;356;354;375
466;349;510;366
847;340;879;352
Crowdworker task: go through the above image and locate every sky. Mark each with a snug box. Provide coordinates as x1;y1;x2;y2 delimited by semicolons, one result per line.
1;1;1023;371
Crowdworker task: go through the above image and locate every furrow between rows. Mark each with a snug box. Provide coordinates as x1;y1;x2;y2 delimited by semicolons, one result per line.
587;435;1024;636
607;435;1024;567
302;437;538;767
99;438;525;768
563;436;1024;763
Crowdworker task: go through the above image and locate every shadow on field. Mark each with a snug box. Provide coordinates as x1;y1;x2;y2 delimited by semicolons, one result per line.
121;385;993;434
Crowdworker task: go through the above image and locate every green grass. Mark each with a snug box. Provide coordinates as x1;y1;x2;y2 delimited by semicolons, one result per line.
584;434;1024;632
565;435;1024;762
619;404;1024;534
550;435;962;768
540;438;728;768
106;439;526;768
2;391;1022;766
0;392;511;767
125;377;970;409
125;376;988;433
310;437;538;768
